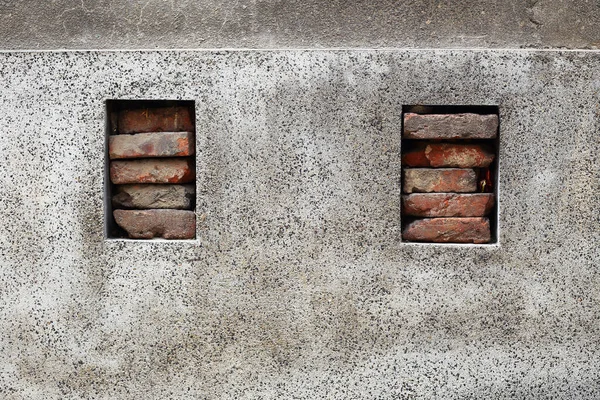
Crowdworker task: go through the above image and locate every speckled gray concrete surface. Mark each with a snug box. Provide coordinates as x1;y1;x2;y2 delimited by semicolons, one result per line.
0;49;599;398
1;0;600;50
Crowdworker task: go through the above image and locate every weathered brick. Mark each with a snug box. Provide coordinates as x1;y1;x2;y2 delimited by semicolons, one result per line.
110;158;195;184
109;132;194;159
403;113;498;139
402;193;494;217
402;217;491;243
118;106;194;134
403;168;477;193
114;209;195;239
112;184;195;210
402;143;494;168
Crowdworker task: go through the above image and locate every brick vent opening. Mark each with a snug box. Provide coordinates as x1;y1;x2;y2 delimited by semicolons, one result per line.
401;105;499;244
105;100;196;239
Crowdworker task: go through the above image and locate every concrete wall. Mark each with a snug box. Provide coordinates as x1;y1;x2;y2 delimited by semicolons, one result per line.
1;0;599;50
1;49;599;398
2;0;600;398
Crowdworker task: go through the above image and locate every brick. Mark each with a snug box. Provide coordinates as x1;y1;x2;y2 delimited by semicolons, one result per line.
110;158;195;184
402;217;491;243
403;168;477;193
114;209;195;239
402;143;494;168
402;193;494;217
112;184;195;210
118;106;194;134
109;132;194;159
403;113;498;139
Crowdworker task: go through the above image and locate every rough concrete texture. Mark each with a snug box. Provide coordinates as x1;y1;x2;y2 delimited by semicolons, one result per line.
0;0;600;50
0;49;600;398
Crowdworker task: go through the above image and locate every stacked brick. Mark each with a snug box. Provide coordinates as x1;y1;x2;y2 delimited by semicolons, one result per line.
109;106;196;239
401;113;498;244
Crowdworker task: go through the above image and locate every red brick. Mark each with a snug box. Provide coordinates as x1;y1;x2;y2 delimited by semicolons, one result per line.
403;168;477;193
403;113;498;139
402;217;491;243
109;132;194;159
118;106;194;134
402;143;494;168
110;158;195;184
402;193;494;217
114;209;195;239
112;184;195;210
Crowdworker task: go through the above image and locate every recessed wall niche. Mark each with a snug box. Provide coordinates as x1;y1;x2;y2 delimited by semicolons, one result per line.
401;105;499;244
105;100;196;240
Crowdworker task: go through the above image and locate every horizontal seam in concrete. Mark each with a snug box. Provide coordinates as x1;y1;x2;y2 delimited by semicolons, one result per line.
1;47;600;54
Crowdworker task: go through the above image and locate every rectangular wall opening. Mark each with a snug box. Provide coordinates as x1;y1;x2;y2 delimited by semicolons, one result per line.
401;105;499;244
105;100;196;240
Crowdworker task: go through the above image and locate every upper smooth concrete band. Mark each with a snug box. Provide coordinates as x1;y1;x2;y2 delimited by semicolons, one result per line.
0;0;598;50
